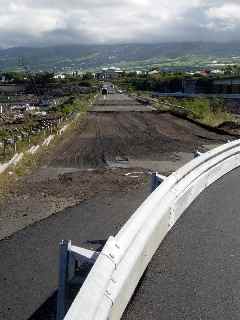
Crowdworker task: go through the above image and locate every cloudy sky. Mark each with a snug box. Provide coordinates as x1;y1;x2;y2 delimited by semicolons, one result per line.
0;0;240;48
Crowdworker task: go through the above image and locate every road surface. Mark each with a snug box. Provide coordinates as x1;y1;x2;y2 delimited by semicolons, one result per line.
0;187;149;320
0;92;234;320
123;166;240;320
90;93;156;112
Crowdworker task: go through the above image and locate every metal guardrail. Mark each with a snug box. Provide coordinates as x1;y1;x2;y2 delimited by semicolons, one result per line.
58;139;240;320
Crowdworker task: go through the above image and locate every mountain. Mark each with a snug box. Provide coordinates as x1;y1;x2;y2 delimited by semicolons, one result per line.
0;42;240;72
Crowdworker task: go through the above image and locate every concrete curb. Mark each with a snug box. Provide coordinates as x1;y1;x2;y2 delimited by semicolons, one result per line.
0;134;56;176
0;153;24;174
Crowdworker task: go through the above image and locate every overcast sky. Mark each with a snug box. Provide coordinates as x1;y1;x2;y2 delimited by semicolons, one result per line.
0;0;240;48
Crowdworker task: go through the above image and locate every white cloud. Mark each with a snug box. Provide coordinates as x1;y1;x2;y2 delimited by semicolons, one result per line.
0;0;239;47
208;3;240;21
207;3;240;31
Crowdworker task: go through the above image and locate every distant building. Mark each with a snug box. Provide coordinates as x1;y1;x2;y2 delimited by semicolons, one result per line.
148;70;159;75
213;78;240;94
54;73;66;80
183;76;240;94
210;69;224;75
11;104;37;112
96;67;123;80
197;70;211;77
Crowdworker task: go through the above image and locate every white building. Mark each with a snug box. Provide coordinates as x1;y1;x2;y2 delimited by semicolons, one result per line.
54;73;66;80
96;67;123;80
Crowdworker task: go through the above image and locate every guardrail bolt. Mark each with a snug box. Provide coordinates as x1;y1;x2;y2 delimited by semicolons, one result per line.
106;290;111;296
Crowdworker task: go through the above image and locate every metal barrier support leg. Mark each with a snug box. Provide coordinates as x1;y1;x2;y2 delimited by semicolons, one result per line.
151;172;166;193
57;240;69;320
193;150;202;158
151;172;157;193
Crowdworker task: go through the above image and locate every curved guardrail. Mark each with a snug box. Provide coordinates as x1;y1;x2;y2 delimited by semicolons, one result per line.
64;139;240;320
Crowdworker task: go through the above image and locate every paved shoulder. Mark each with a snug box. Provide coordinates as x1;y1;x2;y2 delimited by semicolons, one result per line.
0;187;148;320
123;167;240;320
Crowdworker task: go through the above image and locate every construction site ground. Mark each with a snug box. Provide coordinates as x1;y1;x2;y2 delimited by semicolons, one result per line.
0;93;232;240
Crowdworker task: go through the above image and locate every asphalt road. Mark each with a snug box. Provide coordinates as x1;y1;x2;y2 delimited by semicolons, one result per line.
0;92;236;320
90;93;156;112
123;166;240;320
0;187;148;320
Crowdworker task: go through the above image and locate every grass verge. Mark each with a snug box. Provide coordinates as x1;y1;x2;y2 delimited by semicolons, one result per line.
135;91;236;127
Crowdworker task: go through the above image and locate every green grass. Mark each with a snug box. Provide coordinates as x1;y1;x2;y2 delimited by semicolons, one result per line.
173;98;234;126
51;94;94;116
134;91;235;127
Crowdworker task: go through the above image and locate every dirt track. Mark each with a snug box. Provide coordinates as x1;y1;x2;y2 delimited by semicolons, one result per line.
46;111;229;169
0;94;232;239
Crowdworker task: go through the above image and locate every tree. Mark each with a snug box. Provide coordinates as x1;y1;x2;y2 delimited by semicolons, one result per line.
34;72;55;86
82;72;94;80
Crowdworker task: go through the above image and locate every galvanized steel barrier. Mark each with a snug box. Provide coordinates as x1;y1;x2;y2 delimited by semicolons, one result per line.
61;139;240;320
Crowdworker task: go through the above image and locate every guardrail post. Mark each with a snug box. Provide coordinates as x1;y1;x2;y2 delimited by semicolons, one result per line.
56;241;100;320
151;172;158;193
57;240;70;320
193;150;202;158
151;172;166;193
